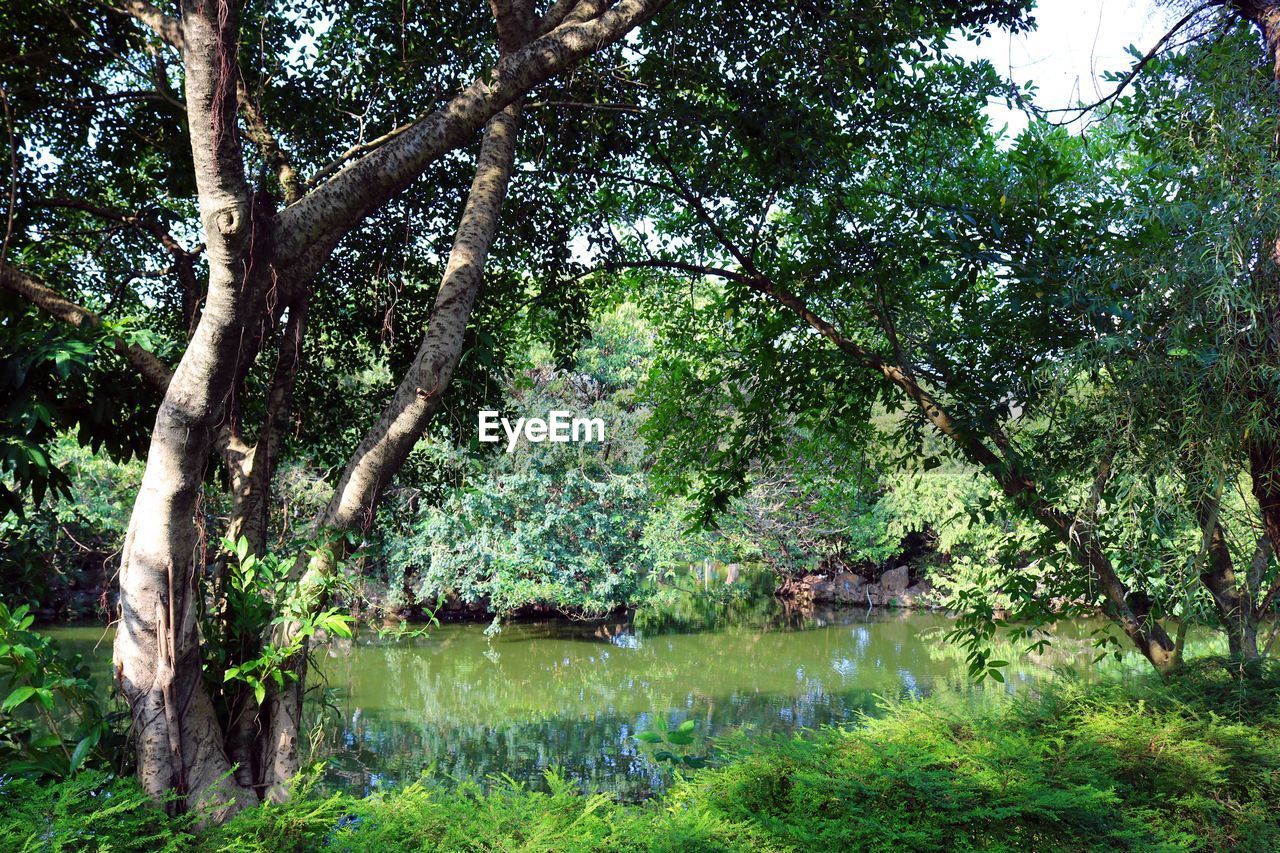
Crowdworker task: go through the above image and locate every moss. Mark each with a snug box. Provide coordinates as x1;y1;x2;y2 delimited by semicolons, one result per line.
5;670;1279;851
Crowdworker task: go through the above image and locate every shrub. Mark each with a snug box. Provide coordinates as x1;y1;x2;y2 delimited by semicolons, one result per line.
6;674;1280;851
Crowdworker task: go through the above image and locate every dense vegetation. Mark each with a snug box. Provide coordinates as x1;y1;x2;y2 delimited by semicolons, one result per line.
5;0;1280;846
4;669;1279;851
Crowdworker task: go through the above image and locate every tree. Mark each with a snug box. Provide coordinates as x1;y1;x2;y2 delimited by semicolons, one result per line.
1062;19;1280;665
3;0;672;817
588;0;1280;675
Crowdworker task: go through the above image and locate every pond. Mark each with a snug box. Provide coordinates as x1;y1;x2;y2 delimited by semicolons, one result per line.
47;586;1201;801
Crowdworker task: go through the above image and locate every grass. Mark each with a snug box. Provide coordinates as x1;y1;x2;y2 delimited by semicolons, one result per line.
3;663;1279;852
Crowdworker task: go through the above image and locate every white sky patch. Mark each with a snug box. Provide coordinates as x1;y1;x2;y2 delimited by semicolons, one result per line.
949;0;1183;137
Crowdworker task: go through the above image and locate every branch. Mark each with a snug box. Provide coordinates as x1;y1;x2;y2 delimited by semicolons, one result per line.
539;0;587;31
0;84;15;271
236;80;304;204
277;0;671;266
1;264;174;393
305;114;424;190
490;0;538;53
528;99;643;113
650;147;772;279
32;196;203;328
34;197;198;261
1044;1;1217;124
606;258;756;283
624;161;1009;473
115;0;185;50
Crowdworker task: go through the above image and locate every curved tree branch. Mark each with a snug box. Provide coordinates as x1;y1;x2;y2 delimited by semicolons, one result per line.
115;0;186;51
1;264;174;393
236;80;304;204
276;0;672;267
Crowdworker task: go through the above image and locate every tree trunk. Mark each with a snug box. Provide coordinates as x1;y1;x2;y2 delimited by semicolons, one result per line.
1201;519;1261;661
112;0;261;817
259;97;527;802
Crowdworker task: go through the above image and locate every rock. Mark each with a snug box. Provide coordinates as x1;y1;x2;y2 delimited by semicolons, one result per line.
895;581;935;608
881;565;910;594
831;573;866;602
778;569;933;610
808;578;834;600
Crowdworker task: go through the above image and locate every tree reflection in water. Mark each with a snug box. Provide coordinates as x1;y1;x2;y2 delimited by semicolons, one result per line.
310;588;1184;800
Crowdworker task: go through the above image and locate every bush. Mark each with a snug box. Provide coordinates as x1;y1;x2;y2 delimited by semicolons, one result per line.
0;771;187;852
6;673;1279;851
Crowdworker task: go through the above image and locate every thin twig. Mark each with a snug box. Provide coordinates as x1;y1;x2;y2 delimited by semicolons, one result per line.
1044;1;1217;125
0;84;16;273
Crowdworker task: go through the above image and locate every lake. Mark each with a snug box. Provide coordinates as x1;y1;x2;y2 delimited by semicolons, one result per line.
48;584;1194;800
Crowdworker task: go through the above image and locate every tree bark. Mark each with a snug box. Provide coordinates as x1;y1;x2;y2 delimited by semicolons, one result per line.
1201;519;1261;660
111;0;261;817
259;94;528;805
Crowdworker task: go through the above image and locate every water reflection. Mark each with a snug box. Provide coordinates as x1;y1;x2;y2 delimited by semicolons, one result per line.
309;606;1136;799
46;595;1217;801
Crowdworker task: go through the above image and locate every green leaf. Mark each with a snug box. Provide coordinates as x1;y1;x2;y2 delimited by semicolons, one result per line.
676;719;696;733
69;730;100;774
635;731;663;744
2;685;36;712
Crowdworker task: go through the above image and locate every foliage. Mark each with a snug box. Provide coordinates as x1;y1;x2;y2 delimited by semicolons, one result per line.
203;534;357;720
377;305;728;618
631;566;780;635
0;301;154;522
634;718;711;773
0;602;123;780
0;435;142;619
6;674;1280;850
0;770;188;853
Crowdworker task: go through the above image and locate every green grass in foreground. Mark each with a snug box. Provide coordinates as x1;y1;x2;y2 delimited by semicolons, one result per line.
3;663;1279;852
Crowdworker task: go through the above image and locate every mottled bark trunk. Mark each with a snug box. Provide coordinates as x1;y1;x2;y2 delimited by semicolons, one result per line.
219;299;307;789
112;0;259;817
97;0;670;816
274;0;669;266
224;298;308;554
1200;518;1261;662
259;98;526;801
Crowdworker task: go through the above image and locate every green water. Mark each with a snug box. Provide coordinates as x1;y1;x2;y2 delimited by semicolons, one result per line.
48;594;1187;800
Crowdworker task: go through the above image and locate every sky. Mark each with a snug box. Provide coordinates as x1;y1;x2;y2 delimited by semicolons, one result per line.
950;0;1185;136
